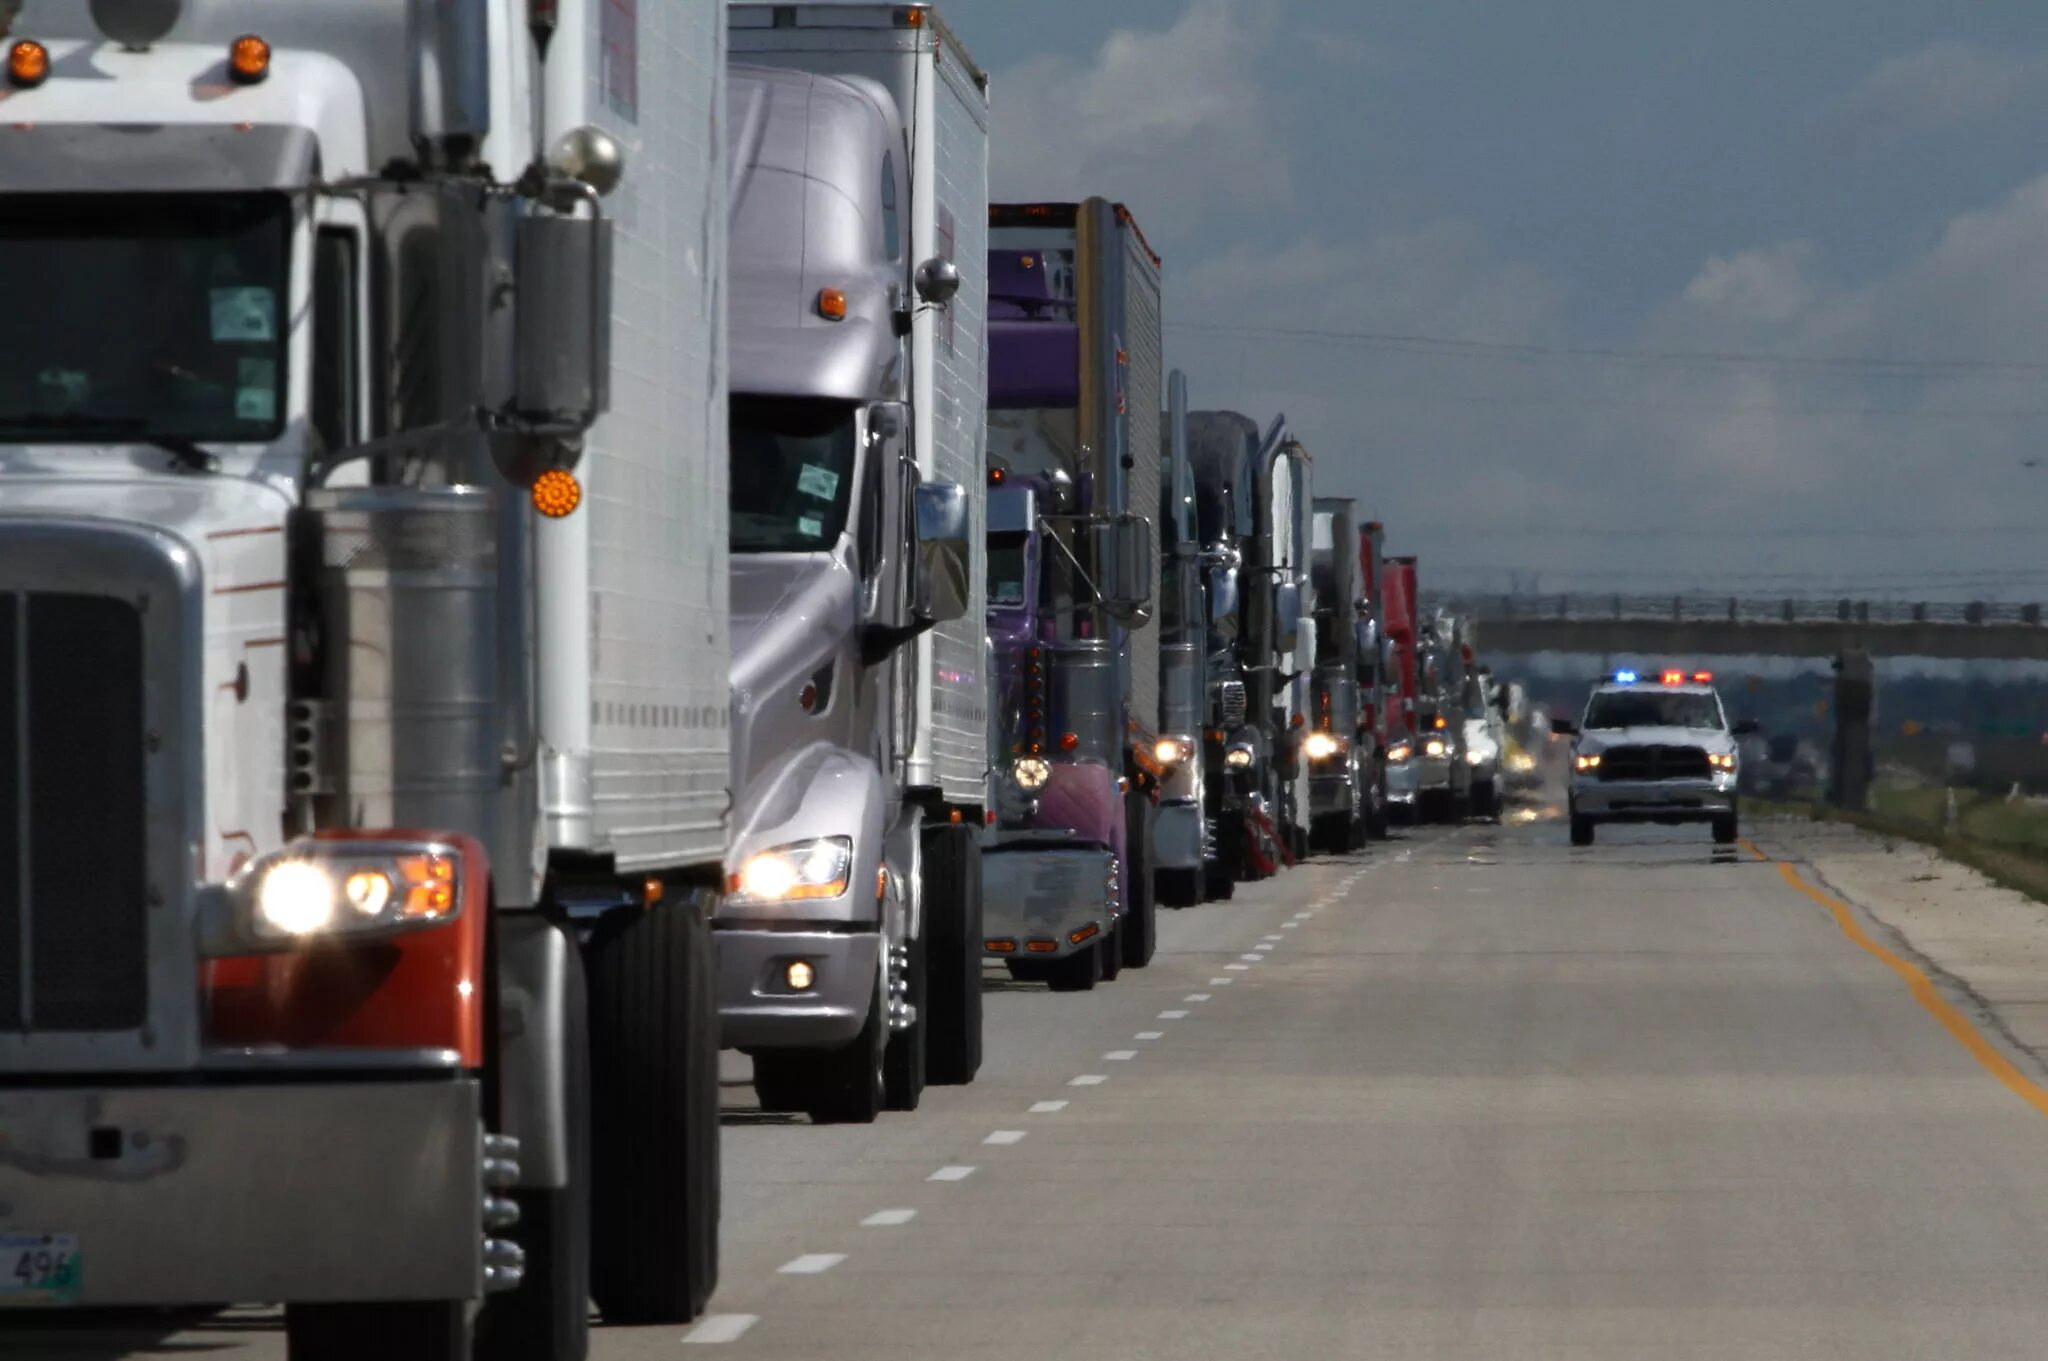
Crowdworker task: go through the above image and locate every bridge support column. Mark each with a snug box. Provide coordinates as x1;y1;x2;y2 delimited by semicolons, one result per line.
1829;649;1874;812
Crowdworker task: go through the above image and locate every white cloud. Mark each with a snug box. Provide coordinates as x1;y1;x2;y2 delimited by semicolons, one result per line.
1820;41;2048;153
989;0;1289;228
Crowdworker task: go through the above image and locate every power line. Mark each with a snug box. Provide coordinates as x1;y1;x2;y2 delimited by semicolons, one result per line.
1164;319;2048;378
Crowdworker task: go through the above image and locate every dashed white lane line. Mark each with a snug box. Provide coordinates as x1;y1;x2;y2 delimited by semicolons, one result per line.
1134;1030;1165;1040
1291;911;1311;919
1210;976;1235;985
929;1165;977;1182
1254;943;1276;952
1030;1100;1069;1114
984;1129;1027;1146
683;1314;760;1345
1263;934;1285;941
1158;1009;1189;1019
1225;964;1250;971
1103;1049;1138;1061
862;1209;917;1227
1069;1074;1108;1086
1185;993;1212;1002
1281;921;1300;930
779;1253;846;1275
1239;953;1264;962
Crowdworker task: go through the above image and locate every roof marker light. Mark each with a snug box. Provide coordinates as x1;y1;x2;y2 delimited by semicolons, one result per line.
817;288;848;321
228;33;271;84
531;468;582;519
7;40;49;88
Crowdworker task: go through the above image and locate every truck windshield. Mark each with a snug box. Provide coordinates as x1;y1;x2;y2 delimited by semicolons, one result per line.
0;193;290;444
988;533;1029;608
730;396;859;554
1584;691;1724;730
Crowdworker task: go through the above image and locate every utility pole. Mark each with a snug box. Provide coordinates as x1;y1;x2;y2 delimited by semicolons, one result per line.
1829;649;1874;811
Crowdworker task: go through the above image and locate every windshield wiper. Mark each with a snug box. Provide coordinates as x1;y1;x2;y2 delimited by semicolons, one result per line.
0;414;221;472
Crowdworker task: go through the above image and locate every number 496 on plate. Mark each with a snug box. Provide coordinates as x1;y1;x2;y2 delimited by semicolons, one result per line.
1;1233;80;1306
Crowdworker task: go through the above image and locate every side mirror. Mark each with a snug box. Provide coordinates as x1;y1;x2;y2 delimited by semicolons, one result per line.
911;480;971;626
1732;718;1761;736
1551;717;1578;736
914;256;962;307
1098;513;1154;623
1207;566;1240;639
512;212;614;435
1273;580;1302;652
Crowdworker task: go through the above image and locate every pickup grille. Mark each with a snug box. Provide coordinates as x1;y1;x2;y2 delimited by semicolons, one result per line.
0;592;149;1033
1215;680;1247;728
1598;745;1710;783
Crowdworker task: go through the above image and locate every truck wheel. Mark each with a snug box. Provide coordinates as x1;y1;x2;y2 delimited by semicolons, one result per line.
883;928;926;1112
585;892;721;1324
807;966;887;1125
1475;781;1500;822
475;921;591;1361
286;1302;467;1361
1570;814;1595;847
1120;795;1157;969
921;823;983;1086
1098;920;1123;982
1202;858;1235;901
1712;814;1739;845
1367;774;1390;840
1157;867;1201;908
1044;941;1103;993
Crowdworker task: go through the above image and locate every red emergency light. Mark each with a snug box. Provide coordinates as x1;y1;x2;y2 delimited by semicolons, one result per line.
1660;670;1684;685
1693;671;1713;683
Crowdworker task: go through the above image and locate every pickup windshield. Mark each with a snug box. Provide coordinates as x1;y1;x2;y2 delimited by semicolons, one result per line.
0;193;290;444
1584;691;1724;730
730;396;859;554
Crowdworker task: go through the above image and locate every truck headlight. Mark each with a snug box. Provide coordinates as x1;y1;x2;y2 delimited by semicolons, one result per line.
1303;731;1342;761
1423;738;1447;758
1013;756;1053;790
1708;752;1736;771
1386;742;1413;763
732;837;853;904
1508;751;1537;773
240;839;463;944
1224;744;1255;770
1465;748;1489;766
1573;753;1602;772
1153;737;1188;766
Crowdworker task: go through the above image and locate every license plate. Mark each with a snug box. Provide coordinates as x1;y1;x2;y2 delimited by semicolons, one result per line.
0;1233;80;1306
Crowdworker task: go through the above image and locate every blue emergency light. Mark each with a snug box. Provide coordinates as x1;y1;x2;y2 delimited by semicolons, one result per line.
1613;669;1639;684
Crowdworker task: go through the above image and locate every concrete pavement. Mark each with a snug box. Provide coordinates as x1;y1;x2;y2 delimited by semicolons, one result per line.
17;816;2048;1358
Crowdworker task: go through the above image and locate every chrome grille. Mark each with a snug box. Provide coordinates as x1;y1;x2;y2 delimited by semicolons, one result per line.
0;592;149;1033
1216;679;1247;727
1598;745;1709;783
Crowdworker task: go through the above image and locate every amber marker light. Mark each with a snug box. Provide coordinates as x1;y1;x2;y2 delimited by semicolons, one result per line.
817;287;848;321
8;40;49;89
531;468;582;518
228;34;271;84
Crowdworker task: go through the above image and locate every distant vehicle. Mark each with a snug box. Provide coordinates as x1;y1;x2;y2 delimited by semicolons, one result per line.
1554;670;1759;846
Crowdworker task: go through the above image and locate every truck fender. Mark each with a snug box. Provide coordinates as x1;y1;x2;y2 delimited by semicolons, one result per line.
725;741;889;930
494;911;584;1191
884;806;924;945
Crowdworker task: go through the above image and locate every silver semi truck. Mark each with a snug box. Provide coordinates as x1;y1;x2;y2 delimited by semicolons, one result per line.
1153;371;1209;906
1307;496;1370;852
0;1;728;1355
721;3;990;1122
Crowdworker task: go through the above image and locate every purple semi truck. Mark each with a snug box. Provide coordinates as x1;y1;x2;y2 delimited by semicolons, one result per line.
980;200;1167;991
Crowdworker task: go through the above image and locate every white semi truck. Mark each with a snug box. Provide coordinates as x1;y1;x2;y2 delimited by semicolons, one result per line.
0;2;727;1356
722;3;990;1119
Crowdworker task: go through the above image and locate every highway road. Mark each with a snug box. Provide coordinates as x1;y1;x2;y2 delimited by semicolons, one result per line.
16;812;2048;1358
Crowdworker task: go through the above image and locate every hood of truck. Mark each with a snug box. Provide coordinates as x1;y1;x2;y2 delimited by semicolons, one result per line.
729;549;860;795
1577;726;1737;757
0;471;292;573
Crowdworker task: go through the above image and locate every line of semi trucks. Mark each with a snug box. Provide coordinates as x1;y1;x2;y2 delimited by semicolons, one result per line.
0;2;1502;1356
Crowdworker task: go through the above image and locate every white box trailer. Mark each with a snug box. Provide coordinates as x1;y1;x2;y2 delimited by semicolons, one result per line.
0;1;726;1352
729;1;991;807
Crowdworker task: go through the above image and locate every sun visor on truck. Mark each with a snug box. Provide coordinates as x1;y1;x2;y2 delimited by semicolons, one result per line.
0;123;317;193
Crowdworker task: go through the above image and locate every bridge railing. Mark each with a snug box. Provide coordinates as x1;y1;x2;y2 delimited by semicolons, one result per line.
1433;594;2046;628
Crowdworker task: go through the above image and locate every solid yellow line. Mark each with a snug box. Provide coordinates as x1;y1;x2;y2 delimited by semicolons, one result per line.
1738;836;1768;862
1777;860;2048;1120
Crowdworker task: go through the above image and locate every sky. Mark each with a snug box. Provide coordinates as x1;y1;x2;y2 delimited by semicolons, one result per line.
921;0;2048;600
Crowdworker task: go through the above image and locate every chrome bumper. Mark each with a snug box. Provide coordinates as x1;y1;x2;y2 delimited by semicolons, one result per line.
1154;800;1203;871
0;1078;484;1308
1572;777;1736;818
1386;760;1419;802
982;846;1117;962
716;927;882;1050
1415;755;1452;791
1309;772;1358;817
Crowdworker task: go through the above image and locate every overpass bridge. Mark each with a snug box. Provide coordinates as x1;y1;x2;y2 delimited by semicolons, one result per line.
1435;593;2048;662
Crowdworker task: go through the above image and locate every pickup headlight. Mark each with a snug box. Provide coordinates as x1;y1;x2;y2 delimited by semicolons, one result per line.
237;838;463;945
1423;738;1447;758
1386;742;1413;763
732;836;853;904
1013;756;1052;790
1303;731;1343;761
1573;753;1602;772
1708;752;1736;771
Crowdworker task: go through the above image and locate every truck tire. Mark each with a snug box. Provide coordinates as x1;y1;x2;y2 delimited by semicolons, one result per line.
286;1302;467;1361
1570;814;1595;847
1366;771;1390;841
883;927;926;1112
1098;920;1123;982
475;919;591;1361
1157;866;1201;908
805;965;887;1125
1713;812;1739;845
1309;812;1345;855
1120;794;1157;969
585;892;721;1324
921;823;983;1086
1202;858;1235;901
1475;781;1500;822
1041;941;1102;992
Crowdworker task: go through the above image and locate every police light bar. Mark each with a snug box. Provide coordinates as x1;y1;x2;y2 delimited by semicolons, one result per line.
1613;669;1639;684
1660;670;1684;685
1693;671;1713;683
